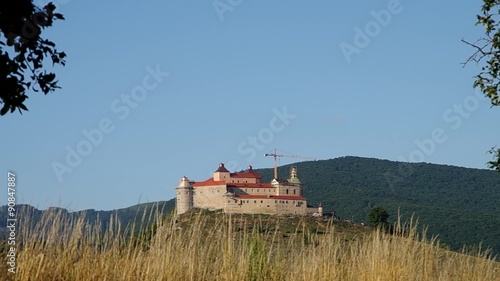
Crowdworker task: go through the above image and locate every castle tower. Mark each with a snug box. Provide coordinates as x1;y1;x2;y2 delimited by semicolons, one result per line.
288;166;302;195
176;176;193;215
213;163;230;182
289;166;301;184
318;203;324;217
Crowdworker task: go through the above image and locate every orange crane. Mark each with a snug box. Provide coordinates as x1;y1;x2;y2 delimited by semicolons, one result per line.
264;148;315;179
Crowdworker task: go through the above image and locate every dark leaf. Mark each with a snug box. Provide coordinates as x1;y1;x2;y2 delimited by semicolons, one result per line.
44;73;56;82
54;13;65;20
18;103;28;111
45;2;56;13
0;106;9;116
43;40;56;47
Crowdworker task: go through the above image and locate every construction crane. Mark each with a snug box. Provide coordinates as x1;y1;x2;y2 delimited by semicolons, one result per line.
264;148;315;179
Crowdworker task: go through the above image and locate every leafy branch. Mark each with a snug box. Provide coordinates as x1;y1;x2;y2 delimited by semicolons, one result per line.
0;1;66;115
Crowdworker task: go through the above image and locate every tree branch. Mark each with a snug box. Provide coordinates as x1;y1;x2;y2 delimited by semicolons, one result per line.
461;38;494;67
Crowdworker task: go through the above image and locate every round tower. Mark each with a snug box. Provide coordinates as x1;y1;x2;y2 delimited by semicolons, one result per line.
318;203;324;217
288;166;302;196
289;166;301;184
290;166;298;179
176;176;193;215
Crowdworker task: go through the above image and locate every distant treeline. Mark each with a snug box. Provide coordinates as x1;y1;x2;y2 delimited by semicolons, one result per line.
255;156;500;255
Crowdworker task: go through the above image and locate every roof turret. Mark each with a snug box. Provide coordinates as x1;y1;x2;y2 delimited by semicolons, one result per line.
177;176;192;189
215;163;230;173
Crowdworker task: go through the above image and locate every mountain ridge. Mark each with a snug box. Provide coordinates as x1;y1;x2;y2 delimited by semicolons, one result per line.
254;156;500;255
1;156;498;256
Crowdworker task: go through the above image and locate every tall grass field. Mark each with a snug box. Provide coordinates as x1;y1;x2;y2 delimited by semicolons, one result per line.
1;208;498;281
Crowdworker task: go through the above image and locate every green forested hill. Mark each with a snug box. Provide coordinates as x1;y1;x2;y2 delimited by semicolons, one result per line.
256;156;500;255
2;157;499;256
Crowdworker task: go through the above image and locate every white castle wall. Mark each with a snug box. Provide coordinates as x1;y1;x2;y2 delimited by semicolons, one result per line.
193;185;227;210
224;198;306;215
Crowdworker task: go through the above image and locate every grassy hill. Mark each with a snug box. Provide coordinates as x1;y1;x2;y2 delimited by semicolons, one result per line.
1;209;498;280
255;156;500;256
175;208;371;243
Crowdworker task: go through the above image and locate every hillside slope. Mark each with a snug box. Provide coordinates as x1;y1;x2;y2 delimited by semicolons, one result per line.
255;156;500;255
0;200;175;238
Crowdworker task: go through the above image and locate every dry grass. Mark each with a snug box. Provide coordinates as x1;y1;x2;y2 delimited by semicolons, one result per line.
1;208;498;281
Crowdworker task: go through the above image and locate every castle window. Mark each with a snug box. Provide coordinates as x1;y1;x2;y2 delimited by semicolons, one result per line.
254;200;256;203
286;189;289;195
260;200;263;203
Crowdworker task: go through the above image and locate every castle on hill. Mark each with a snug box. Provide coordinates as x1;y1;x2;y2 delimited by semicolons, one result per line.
175;163;313;215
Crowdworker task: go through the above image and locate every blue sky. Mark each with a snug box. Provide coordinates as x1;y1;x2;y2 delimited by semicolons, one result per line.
1;0;499;211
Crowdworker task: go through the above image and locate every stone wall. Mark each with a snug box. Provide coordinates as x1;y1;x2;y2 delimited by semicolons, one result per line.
276;185;301;196
176;189;192;215
230;187;276;196
227;177;258;184
193;185;227;210
224;198;306;215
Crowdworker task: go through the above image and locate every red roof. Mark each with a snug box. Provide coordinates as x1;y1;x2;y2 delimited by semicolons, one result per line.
236;194;306;201
228;183;273;188
193;178;226;187
194;180;273;188
229;165;262;179
230;172;262;179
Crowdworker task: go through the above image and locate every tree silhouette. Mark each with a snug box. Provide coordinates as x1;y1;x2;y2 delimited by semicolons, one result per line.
367;206;389;227
0;0;65;115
